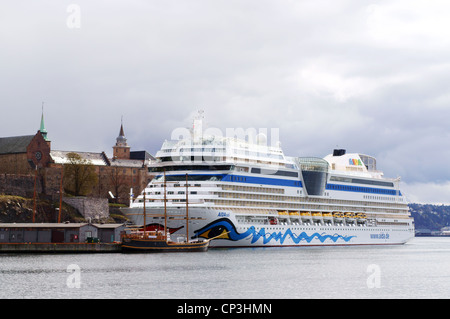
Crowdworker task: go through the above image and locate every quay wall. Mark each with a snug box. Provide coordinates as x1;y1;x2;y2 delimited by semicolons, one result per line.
0;242;121;253
62;197;109;220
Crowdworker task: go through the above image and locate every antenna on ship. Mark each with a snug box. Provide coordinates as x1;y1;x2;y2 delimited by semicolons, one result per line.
192;110;204;141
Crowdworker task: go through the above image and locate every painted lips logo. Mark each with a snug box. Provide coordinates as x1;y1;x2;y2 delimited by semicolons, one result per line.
194;218;355;245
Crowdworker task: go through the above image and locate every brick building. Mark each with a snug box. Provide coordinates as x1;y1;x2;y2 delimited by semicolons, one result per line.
0;112;50;175
0;112;154;204
0;134;35;175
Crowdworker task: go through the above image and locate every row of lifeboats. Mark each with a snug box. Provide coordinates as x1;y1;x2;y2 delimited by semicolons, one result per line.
277;211;367;220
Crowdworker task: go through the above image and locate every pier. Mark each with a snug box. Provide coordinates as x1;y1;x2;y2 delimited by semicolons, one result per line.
0;222;124;253
0;242;121;253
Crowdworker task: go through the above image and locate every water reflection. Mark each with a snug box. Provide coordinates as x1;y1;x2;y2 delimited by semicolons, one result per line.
1;237;449;299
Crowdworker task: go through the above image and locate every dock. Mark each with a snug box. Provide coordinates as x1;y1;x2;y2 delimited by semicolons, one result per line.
0;222;125;253
0;242;122;253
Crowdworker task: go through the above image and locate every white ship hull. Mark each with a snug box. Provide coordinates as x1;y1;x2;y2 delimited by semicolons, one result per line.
123;206;415;247
123;114;415;248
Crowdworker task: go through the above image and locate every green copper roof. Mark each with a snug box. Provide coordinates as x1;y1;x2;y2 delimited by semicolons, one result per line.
40;110;48;141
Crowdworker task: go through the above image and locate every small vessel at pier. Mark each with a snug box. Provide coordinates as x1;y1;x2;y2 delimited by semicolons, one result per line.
121;230;209;253
121;170;210;252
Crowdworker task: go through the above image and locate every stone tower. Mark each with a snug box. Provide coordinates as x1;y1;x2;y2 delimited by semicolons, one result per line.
113;119;130;159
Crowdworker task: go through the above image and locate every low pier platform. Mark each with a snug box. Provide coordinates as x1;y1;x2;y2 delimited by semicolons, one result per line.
0;223;125;253
0;242;122;253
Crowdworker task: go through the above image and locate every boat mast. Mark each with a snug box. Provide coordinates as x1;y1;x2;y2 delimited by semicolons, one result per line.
33;166;37;223
143;191;146;238
58;166;63;223
186;173;189;242
164;168;167;241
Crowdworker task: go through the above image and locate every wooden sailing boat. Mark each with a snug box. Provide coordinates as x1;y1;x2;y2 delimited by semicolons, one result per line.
121;171;210;253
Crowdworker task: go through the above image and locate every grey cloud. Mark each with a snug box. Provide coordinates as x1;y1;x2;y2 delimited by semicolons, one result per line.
1;0;450;203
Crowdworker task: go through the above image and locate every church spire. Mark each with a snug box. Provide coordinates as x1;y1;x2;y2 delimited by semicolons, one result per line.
116;116;128;146
119;123;125;137
118;116;125;140
40;102;49;141
113;116;130;159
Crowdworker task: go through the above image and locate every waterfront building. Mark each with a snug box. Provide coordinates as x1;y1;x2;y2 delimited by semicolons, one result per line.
0;111;154;204
0;223;124;243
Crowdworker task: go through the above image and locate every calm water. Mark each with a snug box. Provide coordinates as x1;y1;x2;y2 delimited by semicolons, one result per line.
0;237;449;299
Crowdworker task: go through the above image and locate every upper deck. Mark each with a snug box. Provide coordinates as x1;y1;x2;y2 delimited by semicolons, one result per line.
324;149;384;179
155;134;295;170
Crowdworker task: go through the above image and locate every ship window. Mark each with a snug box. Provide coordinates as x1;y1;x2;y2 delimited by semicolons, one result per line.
152;174;225;182
329;176;393;187
149;164;233;172
251;167;298;177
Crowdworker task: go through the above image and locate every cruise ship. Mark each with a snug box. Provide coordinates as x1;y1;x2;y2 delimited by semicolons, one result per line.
123;115;415;247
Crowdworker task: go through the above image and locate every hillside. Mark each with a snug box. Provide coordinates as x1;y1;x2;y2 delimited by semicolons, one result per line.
0;195;84;223
0;195;128;224
408;203;450;231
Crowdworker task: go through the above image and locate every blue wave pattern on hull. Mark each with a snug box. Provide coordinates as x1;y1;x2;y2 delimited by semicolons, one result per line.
249;227;355;244
194;219;356;245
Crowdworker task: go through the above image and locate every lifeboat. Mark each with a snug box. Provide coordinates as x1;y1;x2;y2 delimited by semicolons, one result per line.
356;213;366;219
333;212;344;219
312;212;322;219
278;211;289;216
289;211;301;225
322;212;333;218
300;211;311;217
300;211;312;221
311;212;323;226
345;212;356;224
356;213;367;224
332;212;344;225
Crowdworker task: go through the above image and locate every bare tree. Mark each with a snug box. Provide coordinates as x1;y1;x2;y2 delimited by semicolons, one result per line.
108;166;127;203
63;152;98;196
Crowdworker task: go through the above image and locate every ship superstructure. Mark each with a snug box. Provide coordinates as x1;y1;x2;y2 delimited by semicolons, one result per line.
123;116;414;247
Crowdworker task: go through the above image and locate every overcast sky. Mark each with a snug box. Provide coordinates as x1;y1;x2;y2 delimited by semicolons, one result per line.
1;0;450;204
